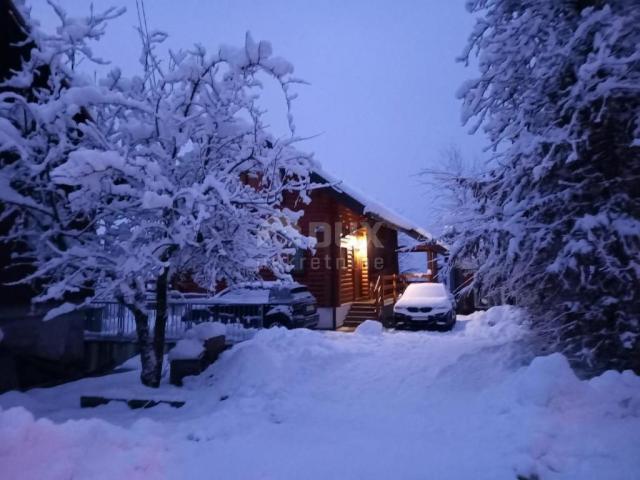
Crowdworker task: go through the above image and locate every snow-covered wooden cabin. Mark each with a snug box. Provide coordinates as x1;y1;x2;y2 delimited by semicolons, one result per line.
286;168;441;329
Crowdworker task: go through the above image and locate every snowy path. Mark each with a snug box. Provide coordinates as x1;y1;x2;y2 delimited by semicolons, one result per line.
1;307;639;480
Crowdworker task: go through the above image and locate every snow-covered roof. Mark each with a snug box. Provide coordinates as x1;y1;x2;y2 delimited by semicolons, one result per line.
311;166;433;241
396;231;448;254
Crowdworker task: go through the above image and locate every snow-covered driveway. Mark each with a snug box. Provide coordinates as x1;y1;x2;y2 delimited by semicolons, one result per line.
1;307;639;480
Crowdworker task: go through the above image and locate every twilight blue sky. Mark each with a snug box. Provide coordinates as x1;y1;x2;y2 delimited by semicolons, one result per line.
30;0;485;236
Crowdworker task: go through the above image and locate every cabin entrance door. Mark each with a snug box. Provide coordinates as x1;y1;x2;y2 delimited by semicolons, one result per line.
352;230;369;300
342;229;369;301
353;248;363;300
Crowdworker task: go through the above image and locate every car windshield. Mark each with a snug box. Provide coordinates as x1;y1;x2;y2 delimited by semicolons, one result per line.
289;286;311;299
403;283;448;299
269;286;292;302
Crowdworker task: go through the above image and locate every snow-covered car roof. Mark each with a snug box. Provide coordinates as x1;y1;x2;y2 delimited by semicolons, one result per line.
395;283;452;309
214;281;310;305
401;282;449;299
226;281;307;290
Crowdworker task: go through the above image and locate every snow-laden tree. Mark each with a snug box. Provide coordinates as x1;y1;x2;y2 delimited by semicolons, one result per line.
0;3;131;313
0;3;313;386
421;145;482;235
451;0;640;374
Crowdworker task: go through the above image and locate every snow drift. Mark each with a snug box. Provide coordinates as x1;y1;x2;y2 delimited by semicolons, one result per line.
1;307;638;480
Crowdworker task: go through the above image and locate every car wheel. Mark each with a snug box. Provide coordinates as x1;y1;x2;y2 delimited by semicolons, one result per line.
264;314;291;329
441;313;456;332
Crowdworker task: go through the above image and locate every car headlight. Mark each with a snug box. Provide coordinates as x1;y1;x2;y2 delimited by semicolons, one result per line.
432;305;451;312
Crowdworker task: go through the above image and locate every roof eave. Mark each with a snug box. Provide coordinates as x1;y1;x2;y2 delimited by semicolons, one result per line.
310;169;434;241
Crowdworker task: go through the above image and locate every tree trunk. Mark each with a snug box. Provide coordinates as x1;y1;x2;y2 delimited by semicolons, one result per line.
151;267;170;386
129;303;157;387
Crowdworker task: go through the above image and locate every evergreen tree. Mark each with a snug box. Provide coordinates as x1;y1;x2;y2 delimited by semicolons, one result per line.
452;0;640;374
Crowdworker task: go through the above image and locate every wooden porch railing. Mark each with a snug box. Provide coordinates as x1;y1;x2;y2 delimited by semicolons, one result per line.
369;273;406;319
369;274;383;319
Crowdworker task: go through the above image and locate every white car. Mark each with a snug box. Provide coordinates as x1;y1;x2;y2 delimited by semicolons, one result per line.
393;282;456;331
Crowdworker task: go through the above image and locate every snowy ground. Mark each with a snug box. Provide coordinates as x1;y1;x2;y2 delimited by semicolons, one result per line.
1;307;639;480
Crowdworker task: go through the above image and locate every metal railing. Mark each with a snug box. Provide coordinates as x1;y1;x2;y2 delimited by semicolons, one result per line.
84;301;263;343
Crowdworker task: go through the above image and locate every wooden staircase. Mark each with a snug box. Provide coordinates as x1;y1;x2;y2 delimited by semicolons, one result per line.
340;274;408;330
342;301;379;328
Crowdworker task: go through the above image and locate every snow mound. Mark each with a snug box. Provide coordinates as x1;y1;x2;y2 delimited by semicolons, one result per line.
187;326;338;396
462;305;528;342
183;322;227;341
201;340;283;394
2;308;639;479
512;353;585;407
354;320;383;336
0;407;168;479
169;322;235;360
169;338;204;361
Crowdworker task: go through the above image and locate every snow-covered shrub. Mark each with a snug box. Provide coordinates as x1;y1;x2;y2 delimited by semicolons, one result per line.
354;320;384;336
0;406;169;478
450;1;640;374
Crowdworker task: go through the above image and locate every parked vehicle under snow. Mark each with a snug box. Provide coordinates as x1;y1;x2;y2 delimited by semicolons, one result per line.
184;282;319;330
393;282;456;331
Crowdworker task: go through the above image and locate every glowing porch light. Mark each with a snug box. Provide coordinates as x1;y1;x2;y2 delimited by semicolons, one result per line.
341;232;368;260
354;235;368;260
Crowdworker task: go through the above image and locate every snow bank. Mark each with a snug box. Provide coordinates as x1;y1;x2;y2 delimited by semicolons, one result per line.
462;305;528;342
498;354;640;479
1;308;639;479
512;353;585;407
185;327;333;396
183;322;227;341
354;319;383;335
0;407;169;479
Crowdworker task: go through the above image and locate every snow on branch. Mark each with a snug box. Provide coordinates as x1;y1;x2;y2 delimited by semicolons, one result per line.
0;2;314;321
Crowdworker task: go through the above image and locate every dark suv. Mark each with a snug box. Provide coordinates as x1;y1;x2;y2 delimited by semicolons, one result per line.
185;282;319;329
